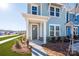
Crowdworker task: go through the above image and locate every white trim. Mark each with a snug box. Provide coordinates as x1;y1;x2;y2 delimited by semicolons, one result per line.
40;22;42;37
43;21;47;44
31;4;39;15
31;24;39;40
26;19;29;40
49;24;61;37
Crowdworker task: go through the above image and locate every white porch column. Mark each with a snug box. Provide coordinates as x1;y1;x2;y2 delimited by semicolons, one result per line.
43;21;46;44
26;19;29;40
40;22;42;37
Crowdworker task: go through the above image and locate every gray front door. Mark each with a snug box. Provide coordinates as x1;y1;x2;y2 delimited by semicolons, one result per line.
32;25;38;40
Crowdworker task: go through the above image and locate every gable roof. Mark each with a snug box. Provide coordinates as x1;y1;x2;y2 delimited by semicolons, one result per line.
66;21;74;27
66;20;79;27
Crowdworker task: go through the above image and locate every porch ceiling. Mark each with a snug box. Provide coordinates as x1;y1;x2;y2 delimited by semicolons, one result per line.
22;13;49;22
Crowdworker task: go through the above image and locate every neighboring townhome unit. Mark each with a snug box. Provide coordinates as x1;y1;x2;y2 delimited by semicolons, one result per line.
22;3;66;44
66;12;79;37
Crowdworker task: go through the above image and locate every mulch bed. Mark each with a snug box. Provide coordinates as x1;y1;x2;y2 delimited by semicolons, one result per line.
42;42;69;56
12;44;31;54
12;41;32;54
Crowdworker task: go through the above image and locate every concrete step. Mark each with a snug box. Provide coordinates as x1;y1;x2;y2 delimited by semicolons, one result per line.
32;47;48;56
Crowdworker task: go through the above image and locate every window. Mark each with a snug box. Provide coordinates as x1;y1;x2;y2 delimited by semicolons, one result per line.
56;26;59;36
49;25;60;37
32;6;38;15
50;7;54;16
74;27;78;35
50;26;54;36
56;8;60;17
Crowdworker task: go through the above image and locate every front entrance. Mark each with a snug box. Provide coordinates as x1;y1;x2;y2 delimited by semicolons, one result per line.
66;26;71;37
31;24;39;40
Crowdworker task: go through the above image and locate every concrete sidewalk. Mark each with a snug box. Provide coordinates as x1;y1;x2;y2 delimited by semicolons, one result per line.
0;35;22;44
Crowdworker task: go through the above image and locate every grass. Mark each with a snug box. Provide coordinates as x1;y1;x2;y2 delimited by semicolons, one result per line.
0;34;19;41
0;36;32;56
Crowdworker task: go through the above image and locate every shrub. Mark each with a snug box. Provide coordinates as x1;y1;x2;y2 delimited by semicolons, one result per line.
48;36;56;43
73;35;77;40
56;37;61;42
15;41;21;49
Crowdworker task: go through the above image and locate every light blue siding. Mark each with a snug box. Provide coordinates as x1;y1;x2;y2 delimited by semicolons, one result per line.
27;3;66;37
41;4;49;16
27;4;31;14
66;13;79;36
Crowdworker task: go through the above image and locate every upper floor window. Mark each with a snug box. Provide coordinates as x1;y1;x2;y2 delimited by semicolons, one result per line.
56;8;60;17
32;6;38;15
50;7;54;16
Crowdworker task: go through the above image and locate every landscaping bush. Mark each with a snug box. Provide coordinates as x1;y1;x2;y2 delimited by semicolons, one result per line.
56;37;61;42
47;36;57;43
47;36;71;43
62;36;70;42
46;37;50;42
15;41;21;49
77;35;79;39
73;35;77;40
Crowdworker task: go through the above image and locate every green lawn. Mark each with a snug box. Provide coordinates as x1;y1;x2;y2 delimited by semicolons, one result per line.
0;34;19;41
0;36;32;56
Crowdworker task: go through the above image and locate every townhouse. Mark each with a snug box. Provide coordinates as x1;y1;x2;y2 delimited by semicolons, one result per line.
22;3;66;44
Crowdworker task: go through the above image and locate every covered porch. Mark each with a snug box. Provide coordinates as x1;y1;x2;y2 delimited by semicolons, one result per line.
66;21;79;37
22;13;49;44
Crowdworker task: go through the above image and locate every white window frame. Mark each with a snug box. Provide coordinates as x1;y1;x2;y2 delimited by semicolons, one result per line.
31;4;38;15
49;24;61;37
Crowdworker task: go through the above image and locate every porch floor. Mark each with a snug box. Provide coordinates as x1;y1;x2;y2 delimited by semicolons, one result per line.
29;39;43;45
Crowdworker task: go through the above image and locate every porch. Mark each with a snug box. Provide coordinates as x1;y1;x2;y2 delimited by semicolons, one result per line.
30;39;43;45
66;21;79;38
22;13;49;44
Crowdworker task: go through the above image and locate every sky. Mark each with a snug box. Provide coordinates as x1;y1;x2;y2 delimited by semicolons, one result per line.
0;3;76;31
0;3;27;31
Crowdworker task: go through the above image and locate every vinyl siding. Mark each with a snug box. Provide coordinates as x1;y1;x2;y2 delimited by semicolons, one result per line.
27;3;66;37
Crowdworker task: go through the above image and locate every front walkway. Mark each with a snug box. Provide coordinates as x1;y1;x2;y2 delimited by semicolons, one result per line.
29;40;48;56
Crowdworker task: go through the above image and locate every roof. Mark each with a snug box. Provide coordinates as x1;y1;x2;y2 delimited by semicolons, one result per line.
66;21;79;27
